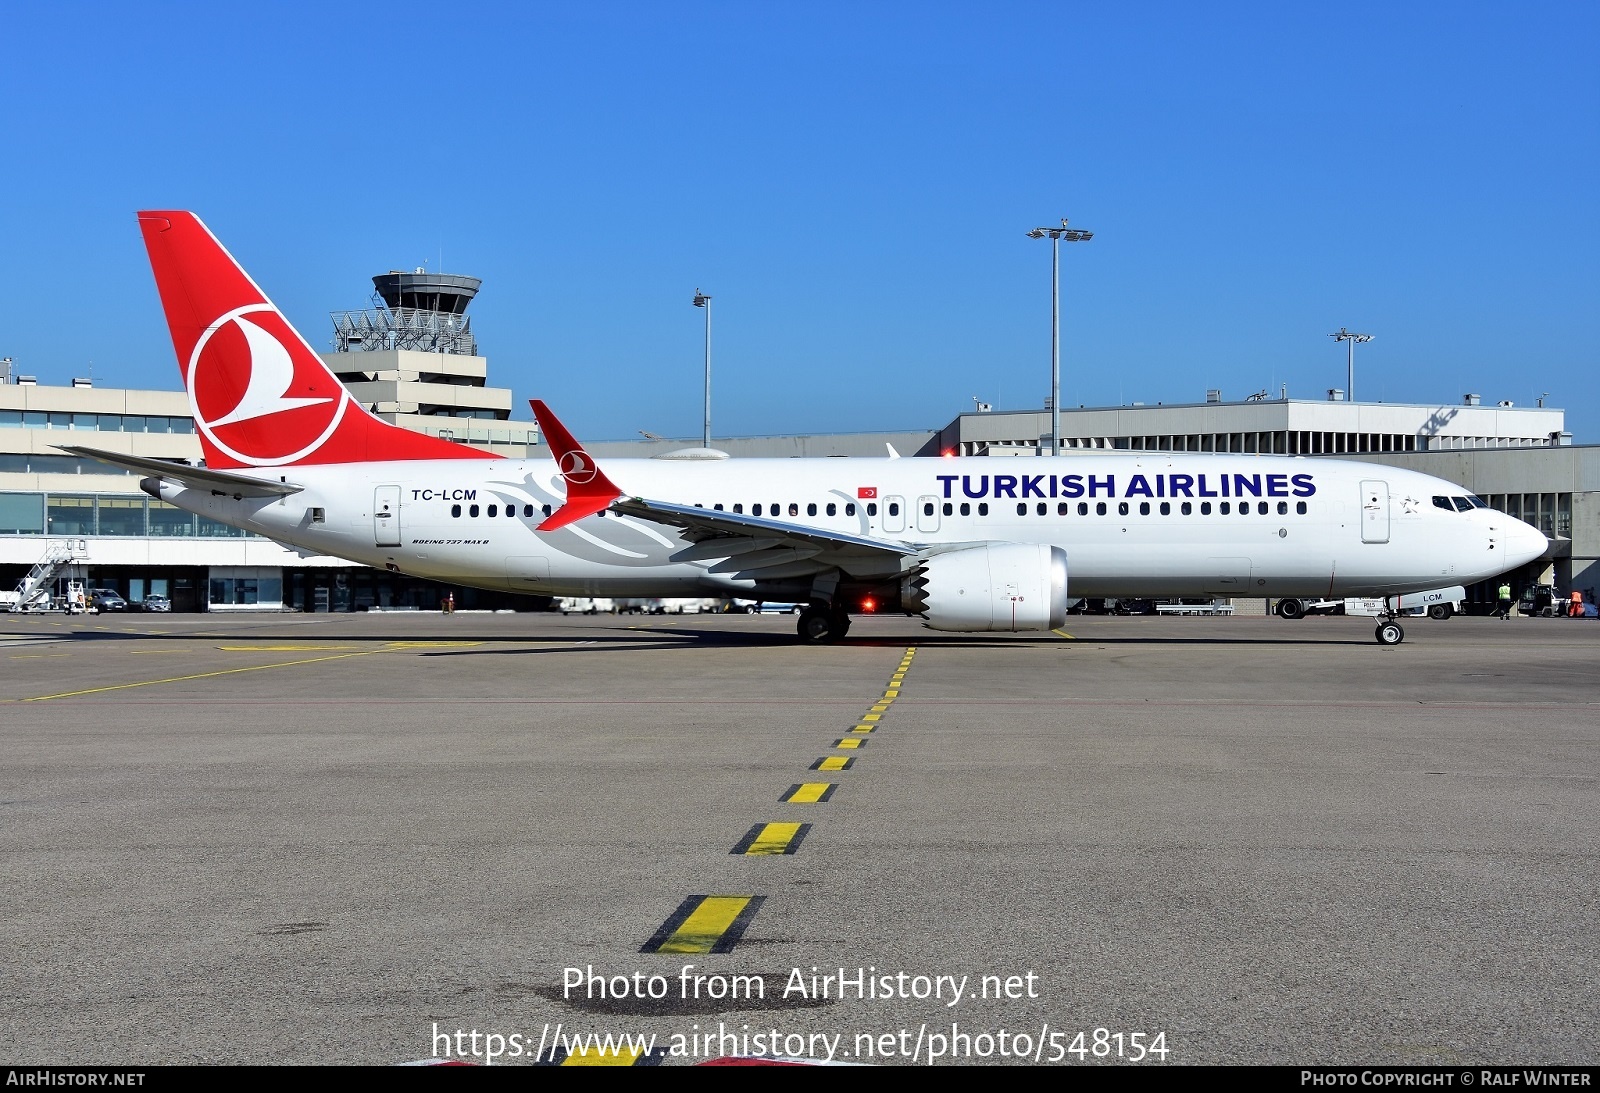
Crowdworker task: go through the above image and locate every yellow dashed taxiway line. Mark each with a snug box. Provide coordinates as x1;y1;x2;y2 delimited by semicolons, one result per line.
640;895;765;954
641;645;917;966
559;1045;657;1066
730;822;811;856
781;782;837;803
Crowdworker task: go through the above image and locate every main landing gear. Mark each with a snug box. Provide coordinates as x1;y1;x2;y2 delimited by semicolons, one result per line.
797;603;851;643
1374;616;1405;646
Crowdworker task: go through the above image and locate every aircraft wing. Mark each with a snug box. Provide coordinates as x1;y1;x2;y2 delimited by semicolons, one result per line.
56;445;304;498
528;398;936;580
613;496;920;579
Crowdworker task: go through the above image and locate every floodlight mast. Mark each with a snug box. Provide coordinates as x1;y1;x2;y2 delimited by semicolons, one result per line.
1028;218;1093;455
693;289;712;447
1330;327;1373;402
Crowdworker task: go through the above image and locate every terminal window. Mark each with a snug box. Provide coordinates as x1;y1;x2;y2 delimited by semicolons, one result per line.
209;576;282;606
0;493;46;534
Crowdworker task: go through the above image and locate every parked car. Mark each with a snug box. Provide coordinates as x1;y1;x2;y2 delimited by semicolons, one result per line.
89;589;127;612
139;595;172;613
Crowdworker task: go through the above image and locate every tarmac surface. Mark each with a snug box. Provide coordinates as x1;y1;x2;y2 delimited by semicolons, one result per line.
1;609;1596;1066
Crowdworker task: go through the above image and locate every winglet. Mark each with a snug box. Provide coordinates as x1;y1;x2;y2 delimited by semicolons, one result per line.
530;400;623;530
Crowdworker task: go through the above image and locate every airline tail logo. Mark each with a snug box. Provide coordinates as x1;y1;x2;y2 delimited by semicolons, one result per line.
190;305;348;466
559;450;598;485
138;210;494;469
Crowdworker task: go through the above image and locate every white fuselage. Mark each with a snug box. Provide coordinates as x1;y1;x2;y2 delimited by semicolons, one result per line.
154;453;1548;602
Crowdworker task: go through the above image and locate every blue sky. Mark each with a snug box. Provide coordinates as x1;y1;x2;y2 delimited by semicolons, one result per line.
3;2;1596;441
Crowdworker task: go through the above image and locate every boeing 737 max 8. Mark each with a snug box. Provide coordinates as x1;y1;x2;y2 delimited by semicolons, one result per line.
61;212;1549;645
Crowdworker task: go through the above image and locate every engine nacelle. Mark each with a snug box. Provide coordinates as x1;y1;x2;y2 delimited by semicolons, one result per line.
900;544;1068;632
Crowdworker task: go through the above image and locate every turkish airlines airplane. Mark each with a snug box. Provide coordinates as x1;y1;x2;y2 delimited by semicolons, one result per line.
64;211;1547;645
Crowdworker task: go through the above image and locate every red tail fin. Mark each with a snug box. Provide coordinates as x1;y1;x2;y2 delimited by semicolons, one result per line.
530;400;622;530
137;211;493;469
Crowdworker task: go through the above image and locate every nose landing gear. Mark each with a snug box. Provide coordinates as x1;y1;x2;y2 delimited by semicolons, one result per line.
1375;617;1405;646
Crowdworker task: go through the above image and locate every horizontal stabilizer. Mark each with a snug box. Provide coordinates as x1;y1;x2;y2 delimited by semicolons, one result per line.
56;445;303;497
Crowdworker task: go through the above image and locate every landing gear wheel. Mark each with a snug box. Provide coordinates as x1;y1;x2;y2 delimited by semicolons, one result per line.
1427;604;1453;621
797;607;835;643
797;606;851;643
1276;598;1306;620
1375;620;1405;646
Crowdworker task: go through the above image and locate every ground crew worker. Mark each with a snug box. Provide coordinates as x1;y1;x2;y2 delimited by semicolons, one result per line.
1497;581;1513;620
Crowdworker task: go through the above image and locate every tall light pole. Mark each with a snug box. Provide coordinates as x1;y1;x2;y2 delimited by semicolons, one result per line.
1329;327;1373;402
692;288;712;448
1028;218;1093;455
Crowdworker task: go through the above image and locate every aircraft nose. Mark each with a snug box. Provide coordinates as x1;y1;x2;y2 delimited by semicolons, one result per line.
1505;517;1549;567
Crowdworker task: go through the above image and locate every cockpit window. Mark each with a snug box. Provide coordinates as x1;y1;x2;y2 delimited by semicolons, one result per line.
1432;496;1455;511
1452;497;1474;512
1468;495;1488;508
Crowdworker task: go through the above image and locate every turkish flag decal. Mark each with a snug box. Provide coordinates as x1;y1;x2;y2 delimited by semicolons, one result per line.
857;486;878;499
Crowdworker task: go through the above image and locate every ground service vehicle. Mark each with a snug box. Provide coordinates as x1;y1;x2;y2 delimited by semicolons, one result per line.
1519;585;1564;617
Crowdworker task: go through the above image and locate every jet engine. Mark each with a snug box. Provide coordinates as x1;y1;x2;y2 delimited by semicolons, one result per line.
900;544;1068;632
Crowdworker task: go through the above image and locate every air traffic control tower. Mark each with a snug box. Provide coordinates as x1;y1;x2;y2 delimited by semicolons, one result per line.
323;268;538;455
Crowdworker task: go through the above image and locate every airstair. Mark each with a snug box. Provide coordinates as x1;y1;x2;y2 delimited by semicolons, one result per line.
9;539;88;612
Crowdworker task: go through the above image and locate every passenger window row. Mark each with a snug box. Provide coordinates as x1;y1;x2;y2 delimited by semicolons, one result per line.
707;499;1307;519
449;503;554;519
1010;499;1308;517
443;497;1309;521
716;502;863;517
